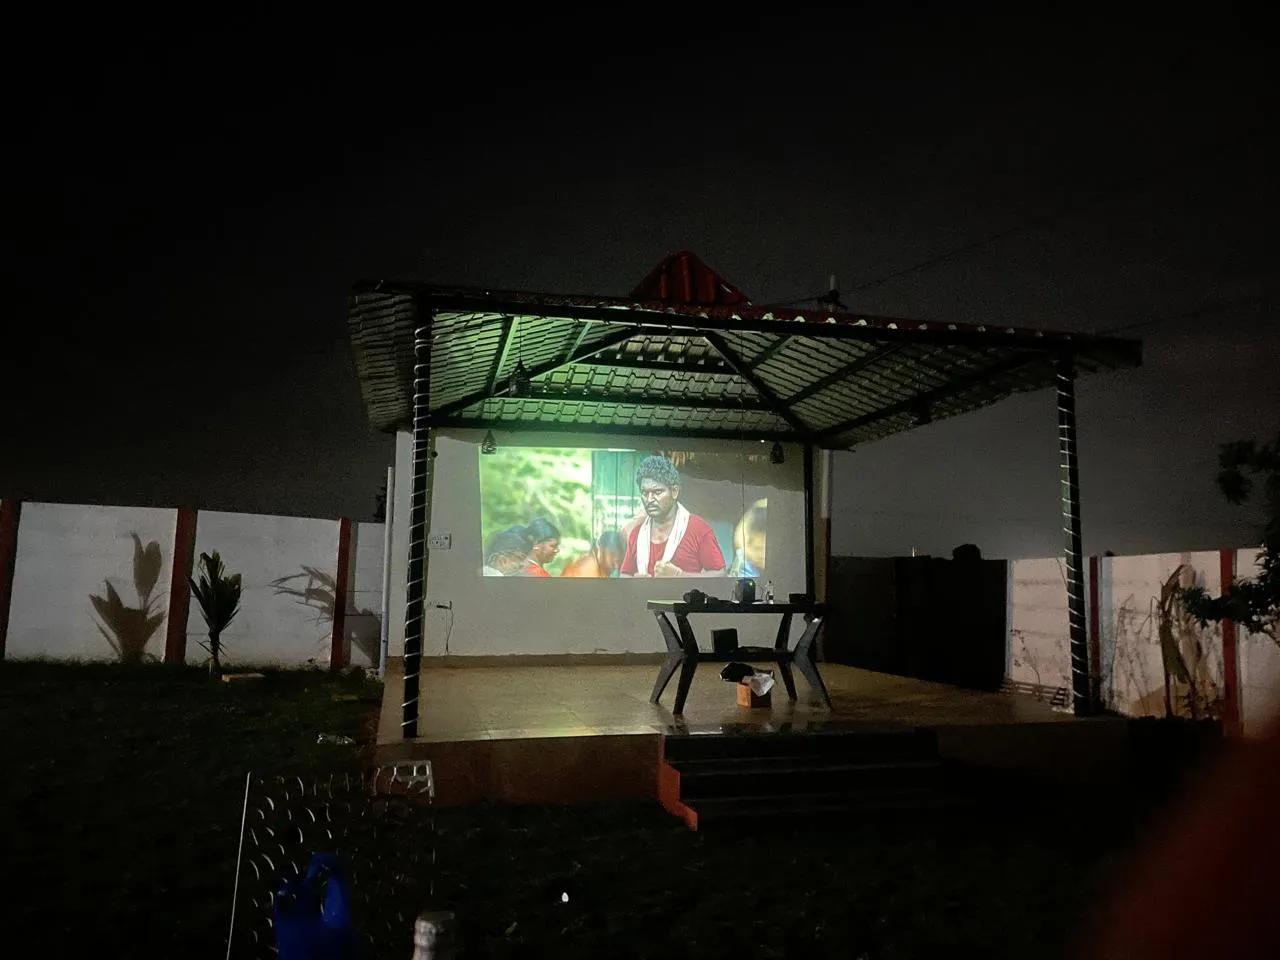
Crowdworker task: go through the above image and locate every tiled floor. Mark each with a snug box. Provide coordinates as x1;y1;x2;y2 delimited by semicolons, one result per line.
377;658;1071;745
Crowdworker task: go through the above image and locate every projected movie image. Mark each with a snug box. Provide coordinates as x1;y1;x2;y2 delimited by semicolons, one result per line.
479;447;768;578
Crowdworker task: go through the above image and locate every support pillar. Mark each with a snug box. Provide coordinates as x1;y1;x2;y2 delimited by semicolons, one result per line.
330;517;352;671
164;506;198;664
403;304;435;738
1056;358;1094;716
1088;554;1102;706
803;442;816;599
1220;548;1241;737
815;447;833;602
379;464;395;677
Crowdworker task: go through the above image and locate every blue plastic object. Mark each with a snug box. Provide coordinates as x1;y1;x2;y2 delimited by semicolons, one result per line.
274;853;358;960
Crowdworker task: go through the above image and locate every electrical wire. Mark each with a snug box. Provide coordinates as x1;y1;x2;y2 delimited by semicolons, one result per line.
1095;295;1268;337
764;125;1265;309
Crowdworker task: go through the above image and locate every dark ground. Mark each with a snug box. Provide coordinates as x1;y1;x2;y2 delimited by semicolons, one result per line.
0;661;1200;958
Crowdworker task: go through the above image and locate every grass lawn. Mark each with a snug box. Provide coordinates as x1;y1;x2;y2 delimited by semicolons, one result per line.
0;660;1173;958
0;660;382;955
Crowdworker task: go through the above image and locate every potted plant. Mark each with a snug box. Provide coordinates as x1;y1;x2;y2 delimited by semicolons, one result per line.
189;551;242;677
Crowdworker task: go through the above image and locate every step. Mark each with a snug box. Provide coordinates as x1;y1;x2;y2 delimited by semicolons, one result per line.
671;758;944;800
662;728;938;764
687;786;969;826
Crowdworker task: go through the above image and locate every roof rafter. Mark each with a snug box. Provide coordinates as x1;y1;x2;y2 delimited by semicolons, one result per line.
430;325;638;420
573;355;735;375
816;351;1045;443
702;331;812;437
485;388;772;413
560;321;594;363
431;417;792;443
484;317;517;396
786;343;905;405
747;334;792;370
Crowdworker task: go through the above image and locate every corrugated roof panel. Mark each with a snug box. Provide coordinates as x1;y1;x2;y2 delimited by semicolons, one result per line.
348;283;1140;447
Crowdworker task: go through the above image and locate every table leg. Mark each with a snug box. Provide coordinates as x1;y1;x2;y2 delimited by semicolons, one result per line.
777;659;799;701
649;613;683;704
773;612;798;701
672;613;700;715
793;615;833;709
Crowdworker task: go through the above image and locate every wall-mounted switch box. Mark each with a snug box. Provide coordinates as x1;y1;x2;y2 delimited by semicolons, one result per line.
428;532;452;550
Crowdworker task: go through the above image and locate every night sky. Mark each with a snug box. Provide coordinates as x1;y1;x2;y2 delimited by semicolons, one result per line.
4;8;1276;557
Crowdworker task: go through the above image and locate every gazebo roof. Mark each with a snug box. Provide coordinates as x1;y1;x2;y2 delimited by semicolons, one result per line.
346;252;1140;449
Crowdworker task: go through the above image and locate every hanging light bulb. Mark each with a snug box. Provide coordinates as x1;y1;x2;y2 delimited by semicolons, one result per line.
481;430;497;455
770;441;785;464
508;360;531;398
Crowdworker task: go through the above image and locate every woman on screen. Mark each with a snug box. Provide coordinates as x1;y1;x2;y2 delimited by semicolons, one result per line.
521;517;560;577
482;527;533;577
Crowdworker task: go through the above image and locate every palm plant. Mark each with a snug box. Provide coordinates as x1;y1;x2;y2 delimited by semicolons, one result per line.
189;551;242;676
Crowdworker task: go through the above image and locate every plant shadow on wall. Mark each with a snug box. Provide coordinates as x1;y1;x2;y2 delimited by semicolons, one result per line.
270;566;381;666
89;534;165;663
1157;565;1222;720
1105;565;1223;721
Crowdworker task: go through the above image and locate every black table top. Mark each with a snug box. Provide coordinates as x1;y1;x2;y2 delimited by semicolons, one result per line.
647;600;826;615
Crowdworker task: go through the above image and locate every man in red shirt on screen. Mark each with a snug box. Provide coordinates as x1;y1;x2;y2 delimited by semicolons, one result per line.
619;455;726;578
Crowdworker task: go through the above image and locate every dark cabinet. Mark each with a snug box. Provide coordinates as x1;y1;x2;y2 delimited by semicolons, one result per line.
825;555;1006;691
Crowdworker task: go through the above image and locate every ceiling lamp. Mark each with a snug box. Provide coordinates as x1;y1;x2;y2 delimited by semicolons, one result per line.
770;441;785;465
508;360;531;398
481;430;497;455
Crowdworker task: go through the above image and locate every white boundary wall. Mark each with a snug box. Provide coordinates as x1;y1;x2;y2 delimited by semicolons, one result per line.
3;501;385;668
187;511;341;665
7;503;177;661
1008;548;1279;735
1237;548;1280;736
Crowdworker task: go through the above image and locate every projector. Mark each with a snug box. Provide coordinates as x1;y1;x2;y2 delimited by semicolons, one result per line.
732;578;757;604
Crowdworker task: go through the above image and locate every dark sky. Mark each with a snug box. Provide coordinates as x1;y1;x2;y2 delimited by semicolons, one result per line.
4;8;1276;554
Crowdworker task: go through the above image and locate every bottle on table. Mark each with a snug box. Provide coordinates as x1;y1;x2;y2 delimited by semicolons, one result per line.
764;580;774;603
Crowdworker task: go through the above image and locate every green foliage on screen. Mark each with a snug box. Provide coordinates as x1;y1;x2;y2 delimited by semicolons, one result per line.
479;447;593;575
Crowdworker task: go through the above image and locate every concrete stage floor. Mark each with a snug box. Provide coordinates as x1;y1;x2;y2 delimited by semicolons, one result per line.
377;658;1068;745
372;659;1124;805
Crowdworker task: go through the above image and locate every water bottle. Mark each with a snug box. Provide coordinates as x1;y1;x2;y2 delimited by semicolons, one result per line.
764;580;774;603
413;911;457;959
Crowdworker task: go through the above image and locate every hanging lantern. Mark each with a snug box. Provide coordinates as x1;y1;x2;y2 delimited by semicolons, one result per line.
481;430;497;455
508;360;532;398
770;441;785;464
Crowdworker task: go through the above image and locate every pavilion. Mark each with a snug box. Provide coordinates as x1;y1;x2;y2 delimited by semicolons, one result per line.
346;251;1141;741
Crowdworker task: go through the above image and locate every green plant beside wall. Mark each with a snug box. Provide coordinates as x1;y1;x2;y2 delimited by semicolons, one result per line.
1179;435;1280;645
190;551;242;676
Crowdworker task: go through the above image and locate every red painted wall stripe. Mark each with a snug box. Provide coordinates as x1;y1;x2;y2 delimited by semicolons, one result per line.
1220;548;1240;737
0;499;22;660
164;507;198;664
1088;555;1101;706
331;517;353;671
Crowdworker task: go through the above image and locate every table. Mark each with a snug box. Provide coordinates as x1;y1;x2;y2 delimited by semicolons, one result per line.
646;600;832;715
